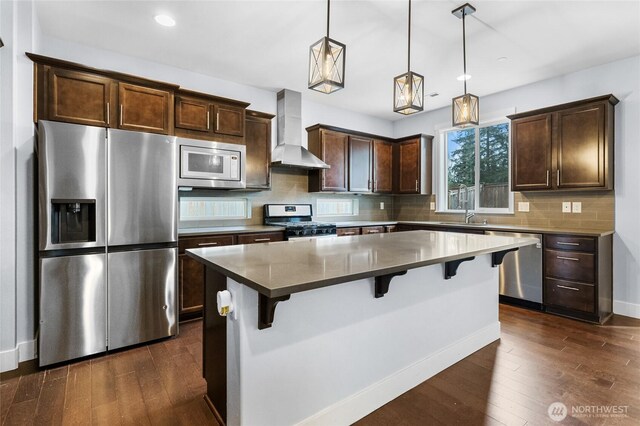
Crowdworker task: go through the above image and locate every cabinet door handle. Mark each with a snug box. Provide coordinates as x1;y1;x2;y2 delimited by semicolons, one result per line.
374;180;377;191
557;169;560;186
415;179;419;192
546;170;549;187
198;242;218;247
368;180;371;190
254;238;271;242
557;256;579;262
557;284;579;291
207;111;210;130
120;104;123;126
106;102;110;125
557;242;580;246
216;112;220;130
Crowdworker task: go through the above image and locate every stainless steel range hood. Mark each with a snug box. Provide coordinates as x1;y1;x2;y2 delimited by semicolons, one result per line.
271;89;330;170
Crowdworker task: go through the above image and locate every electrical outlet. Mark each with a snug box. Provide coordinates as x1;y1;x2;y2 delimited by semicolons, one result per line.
430;202;436;210
572;202;582;213
518;202;530;212
379;202;384;210
562;202;571;213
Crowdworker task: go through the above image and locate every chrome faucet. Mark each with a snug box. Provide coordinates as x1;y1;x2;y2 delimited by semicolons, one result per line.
459;184;475;224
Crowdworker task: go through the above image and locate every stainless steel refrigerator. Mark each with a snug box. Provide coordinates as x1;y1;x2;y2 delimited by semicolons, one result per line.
37;120;177;366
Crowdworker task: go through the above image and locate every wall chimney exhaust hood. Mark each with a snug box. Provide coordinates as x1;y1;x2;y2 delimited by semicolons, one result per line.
271;89;330;170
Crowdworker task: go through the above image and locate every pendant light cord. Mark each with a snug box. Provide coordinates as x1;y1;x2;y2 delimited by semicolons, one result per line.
327;0;331;38
407;0;412;72
462;8;467;94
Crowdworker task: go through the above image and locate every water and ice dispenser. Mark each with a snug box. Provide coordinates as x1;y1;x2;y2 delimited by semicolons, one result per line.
50;199;96;244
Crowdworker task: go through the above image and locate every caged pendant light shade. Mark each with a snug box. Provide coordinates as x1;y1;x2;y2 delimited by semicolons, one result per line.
308;0;346;94
393;0;424;115
452;3;479;127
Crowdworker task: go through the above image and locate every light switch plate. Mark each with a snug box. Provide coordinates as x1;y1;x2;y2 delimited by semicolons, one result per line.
562;202;571;213
572;202;582;213
379;202;384;210
430;202;436;210
518;202;530;212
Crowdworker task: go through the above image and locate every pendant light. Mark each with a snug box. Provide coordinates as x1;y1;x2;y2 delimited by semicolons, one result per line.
451;3;479;127
308;0;346;94
393;0;424;115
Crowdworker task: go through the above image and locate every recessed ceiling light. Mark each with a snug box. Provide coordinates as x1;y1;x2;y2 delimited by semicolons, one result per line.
154;14;175;27
497;56;508;62
456;74;471;81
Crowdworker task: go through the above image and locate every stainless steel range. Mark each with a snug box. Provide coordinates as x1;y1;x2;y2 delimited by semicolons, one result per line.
264;204;337;239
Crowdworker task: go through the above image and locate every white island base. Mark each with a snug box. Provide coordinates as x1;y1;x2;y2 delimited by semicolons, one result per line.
223;254;500;426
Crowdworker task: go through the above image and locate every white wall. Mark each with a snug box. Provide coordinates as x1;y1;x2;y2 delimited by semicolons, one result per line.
394;55;640;317
0;0;38;371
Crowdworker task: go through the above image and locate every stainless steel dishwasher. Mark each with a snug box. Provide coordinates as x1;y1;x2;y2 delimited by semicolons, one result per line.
486;231;543;308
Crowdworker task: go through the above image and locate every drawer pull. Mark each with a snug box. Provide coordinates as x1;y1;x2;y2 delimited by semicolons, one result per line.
557;284;579;291
557;242;580;246
254;238;271;242
342;232;356;235
367;230;380;233
198;242;219;247
557;256;579;261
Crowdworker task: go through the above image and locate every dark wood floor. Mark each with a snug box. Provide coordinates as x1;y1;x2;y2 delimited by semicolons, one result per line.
1;305;639;425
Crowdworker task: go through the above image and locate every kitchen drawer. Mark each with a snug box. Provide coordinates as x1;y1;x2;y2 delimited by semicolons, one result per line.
545;278;595;313
179;235;235;253
361;226;385;235
545;249;595;283
237;232;284;245
546;235;596;253
337;227;361;237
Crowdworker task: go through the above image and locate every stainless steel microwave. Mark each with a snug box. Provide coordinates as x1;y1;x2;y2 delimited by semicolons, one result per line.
177;138;246;189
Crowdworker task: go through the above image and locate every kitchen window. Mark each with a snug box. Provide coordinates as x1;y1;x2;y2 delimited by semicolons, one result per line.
436;119;513;214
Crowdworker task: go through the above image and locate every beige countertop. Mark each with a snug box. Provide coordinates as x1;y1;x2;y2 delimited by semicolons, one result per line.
334;221;397;227
186;230;537;298
179;225;285;237
396;221;613;237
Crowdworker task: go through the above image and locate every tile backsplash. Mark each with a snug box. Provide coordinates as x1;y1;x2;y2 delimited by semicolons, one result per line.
180;169;614;231
394;191;614;230
179;168;394;228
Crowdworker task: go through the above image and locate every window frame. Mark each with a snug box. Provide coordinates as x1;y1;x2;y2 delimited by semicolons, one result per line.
435;117;514;215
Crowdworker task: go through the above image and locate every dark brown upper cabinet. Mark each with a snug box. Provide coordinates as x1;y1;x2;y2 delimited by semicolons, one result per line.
118;83;172;135
511;114;553;191
173;90;248;143
509;95;617;192
348;136;373;192
245;110;274;189
45;67;116;127
373;139;393;193
394;135;432;195
214;104;245;137
175;96;211;132
308;128;349;192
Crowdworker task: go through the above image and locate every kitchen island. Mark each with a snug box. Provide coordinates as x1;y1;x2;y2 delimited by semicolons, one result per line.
187;230;537;426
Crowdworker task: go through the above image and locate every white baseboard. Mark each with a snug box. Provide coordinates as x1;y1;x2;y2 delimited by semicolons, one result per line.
296;322;501;426
613;300;640;319
0;339;37;373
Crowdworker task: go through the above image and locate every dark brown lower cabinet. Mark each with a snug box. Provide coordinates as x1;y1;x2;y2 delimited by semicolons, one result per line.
178;231;283;321
543;233;612;324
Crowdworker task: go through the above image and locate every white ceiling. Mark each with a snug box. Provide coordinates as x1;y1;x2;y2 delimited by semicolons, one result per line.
35;0;640;121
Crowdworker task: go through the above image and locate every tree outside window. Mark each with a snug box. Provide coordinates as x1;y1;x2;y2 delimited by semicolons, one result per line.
444;121;511;212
